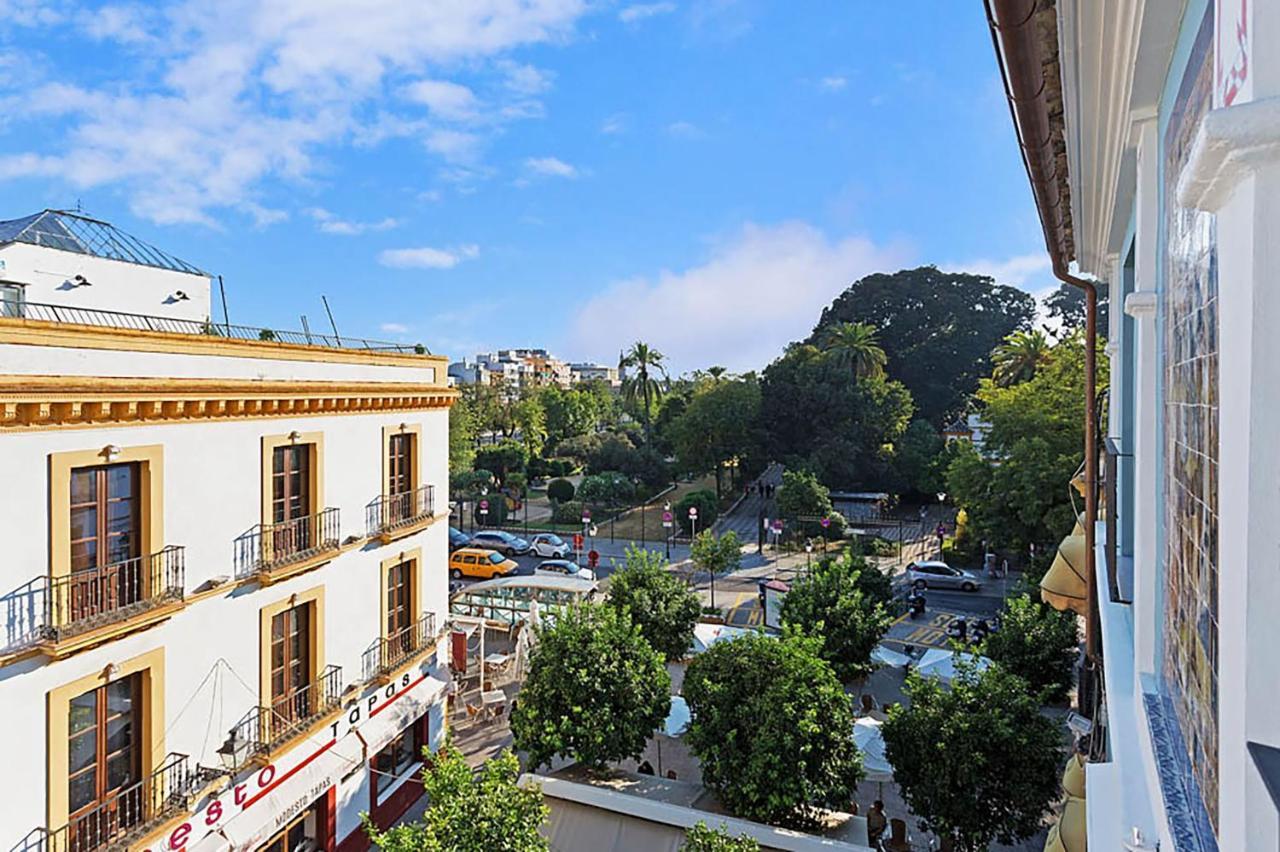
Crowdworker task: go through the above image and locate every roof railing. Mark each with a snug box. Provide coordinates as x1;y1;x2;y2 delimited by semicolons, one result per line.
1;299;431;355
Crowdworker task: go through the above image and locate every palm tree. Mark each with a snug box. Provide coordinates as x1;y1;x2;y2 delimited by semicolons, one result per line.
820;321;887;380
992;329;1051;386
619;341;668;442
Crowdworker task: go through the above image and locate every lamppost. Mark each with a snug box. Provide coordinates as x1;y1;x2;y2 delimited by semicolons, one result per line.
478;486;489;530
662;503;673;560
936;491;947;558
805;539;813;574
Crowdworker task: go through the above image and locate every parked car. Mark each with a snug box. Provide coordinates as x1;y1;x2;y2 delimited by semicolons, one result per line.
906;560;983;592
530;532;571;558
535;559;593;580
469;530;532;557
449;527;471;551
449;547;519;580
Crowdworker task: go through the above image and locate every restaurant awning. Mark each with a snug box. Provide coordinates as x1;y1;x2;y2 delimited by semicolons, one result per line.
1040;533;1088;616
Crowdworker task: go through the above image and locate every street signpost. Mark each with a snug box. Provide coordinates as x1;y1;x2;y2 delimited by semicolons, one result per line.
478;498;489;527
662;508;673;559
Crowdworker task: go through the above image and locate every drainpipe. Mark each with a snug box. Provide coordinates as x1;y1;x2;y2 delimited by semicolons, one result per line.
985;0;1100;665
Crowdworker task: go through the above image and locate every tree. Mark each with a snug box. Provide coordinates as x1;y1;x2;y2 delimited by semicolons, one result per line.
992;329;1052;387
577;471;636;508
512;604;671;770
606;546;701;661
546;477;575;504
675;489;719;534
892;419;947;497
760;349;913;488
619;341;669;442
682;822;761;852
460;381;506;438
775;469;834;519
780;552;894;681
474;440;528;483
820;321;887;380
684;631;862;828
449;393;478;475
1043;282;1109;337
812;266;1035;424
882;661;1064;852
539;386;598;447
670;377;762;497
981;593;1079;702
362;744;548;852
690;530;742;582
512;395;548;460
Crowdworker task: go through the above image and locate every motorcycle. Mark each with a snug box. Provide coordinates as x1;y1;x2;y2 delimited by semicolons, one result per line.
906;590;927;618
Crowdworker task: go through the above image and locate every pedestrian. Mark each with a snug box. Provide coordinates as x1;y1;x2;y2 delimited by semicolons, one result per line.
757;482;764;497
866;800;888;845
665;769;677;780
637;760;655;775
1001;557;1009;578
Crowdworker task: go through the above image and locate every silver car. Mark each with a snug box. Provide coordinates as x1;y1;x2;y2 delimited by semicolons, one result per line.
906;560;983;592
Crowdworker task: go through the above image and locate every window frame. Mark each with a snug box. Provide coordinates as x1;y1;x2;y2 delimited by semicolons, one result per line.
258;587;325;718
260;432;324;530
372;717;427;803
381;424;421;499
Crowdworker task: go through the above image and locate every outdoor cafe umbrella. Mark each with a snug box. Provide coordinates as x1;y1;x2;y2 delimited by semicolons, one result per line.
853;717;893;783
914;648;993;685
656;695;690;776
870;643;911;669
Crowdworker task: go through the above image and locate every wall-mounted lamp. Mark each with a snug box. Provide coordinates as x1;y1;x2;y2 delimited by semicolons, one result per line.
72;274;92;287
101;662;117;680
287;430;302;442
217;728;251;772
101;444;122;460
171;290;191;301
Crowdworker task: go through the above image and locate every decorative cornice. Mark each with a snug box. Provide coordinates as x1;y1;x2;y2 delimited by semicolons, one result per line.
1124;290;1158;320
1179;96;1280;212
0;375;456;431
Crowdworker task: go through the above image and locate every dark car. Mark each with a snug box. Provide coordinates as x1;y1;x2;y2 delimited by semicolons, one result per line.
469;529;532;557
449;527;471;551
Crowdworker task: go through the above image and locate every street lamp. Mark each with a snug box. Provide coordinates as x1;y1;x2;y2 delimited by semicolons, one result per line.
805;539;813;574
217;728;251;772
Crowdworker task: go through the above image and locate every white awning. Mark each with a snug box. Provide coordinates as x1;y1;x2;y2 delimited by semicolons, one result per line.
355;673;448;756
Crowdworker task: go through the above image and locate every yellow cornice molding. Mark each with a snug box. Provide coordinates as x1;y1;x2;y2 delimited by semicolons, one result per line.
0;375;457;430
0;317;450;370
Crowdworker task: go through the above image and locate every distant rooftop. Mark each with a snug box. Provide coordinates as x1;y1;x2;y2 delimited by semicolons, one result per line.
0;209;208;276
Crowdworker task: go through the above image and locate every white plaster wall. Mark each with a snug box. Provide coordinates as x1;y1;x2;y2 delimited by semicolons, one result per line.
0;343;440;385
0;242;211;321
0;407;450;840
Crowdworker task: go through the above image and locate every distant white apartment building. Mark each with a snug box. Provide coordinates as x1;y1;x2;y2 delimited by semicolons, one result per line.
568;362;620;388
0;210;455;852
448;348;613;392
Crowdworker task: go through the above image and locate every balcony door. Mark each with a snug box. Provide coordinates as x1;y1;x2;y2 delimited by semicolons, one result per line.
69;463;141;624
386;560;413;665
270;604;312;731
271;445;311;557
68;674;142;847
387;433;414;523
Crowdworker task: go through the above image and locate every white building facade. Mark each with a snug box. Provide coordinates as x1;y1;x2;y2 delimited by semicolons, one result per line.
0;212;456;852
992;1;1280;849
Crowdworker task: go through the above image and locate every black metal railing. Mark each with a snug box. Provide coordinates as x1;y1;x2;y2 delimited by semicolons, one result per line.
235;509;340;576
4;300;431;354
362;613;437;682
42;753;192;852
43;546;185;641
1102;438;1132;604
366;485;435;536
226;665;343;759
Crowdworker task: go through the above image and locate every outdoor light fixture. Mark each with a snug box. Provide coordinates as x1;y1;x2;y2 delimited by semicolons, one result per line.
72;274;92;287
171;290;190;301
288;430;302;442
101;662;117;680
102;444;122;460
217;728;251;772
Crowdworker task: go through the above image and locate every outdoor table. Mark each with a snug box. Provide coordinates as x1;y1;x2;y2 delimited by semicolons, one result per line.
484;653;511;667
481;689;506;710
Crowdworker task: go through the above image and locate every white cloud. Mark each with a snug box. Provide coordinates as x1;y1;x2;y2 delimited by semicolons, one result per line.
956;252;1052;288
524;155;578;178
498;60;554;96
402;79;479;121
819;75;847;91
618;2;675;23
600;112;629;134
306;207;400;235
570;222;911;373
0;0;592;224
380;322;410;334
378;244;480;270
666;120;704;139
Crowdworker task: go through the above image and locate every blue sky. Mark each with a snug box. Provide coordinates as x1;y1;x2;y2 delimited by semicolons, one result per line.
0;0;1056;373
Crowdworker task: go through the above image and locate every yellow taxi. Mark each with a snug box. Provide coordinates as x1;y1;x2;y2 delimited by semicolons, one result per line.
449;547;519;580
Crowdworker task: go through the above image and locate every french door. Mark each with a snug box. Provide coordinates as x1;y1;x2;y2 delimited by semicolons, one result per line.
68;674;142;849
270;604;312;731
387;433;413;523
386;560;413;664
271;445;311;557
68;463;141;623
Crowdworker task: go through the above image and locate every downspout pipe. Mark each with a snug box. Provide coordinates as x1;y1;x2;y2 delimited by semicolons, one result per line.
985;0;1100;664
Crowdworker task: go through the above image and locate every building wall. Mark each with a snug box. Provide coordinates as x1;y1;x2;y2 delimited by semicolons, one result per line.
0;242;211;322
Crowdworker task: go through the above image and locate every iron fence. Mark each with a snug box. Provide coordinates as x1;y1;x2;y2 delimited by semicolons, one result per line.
225;665;343;759
235;508;341;576
43;753;192;852
43;546;185;641
362;613;437;682
366;485;435;537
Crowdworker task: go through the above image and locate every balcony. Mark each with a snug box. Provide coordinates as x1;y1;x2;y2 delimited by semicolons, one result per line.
35;546;186;658
38;753;201;852
366;485;437;544
223;665;343;765
362;613;438;683
235;508;341;584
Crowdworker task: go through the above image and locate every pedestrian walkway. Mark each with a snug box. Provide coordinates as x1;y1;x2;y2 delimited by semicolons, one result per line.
712;462;782;541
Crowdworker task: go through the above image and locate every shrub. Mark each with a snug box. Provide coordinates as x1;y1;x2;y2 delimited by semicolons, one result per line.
675;489;719;534
780;552;895;681
606;546;701;661
577;471;636;508
552;500;588;525
980;594;1079;703
681;822;761;852
546;477;576;505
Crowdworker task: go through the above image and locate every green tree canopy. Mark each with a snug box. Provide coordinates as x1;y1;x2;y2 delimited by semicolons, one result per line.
675;489;719;534
546;477;575;504
684;631;862;828
891;418;948;497
882;661;1064;852
475;440;528;482
992;329;1052;387
780;551;894;680
681;822;761;852
690;529;742;581
449;393;478;475
512;604;671;770
620;341;668;442
512;395;548;460
1043;282;1110;337
606;545;701;661
820;321;887;380
539;386;599;447
811;266;1035;424
981;593;1079;702
577;470;636;508
670;377;762;497
362;744;548;852
760;350;913;489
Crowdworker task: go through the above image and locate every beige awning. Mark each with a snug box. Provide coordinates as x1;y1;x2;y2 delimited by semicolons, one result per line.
1043;794;1087;852
1041;533;1088;616
1062;752;1086;800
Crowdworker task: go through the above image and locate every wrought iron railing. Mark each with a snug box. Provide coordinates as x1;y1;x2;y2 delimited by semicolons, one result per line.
366;485;435;536
235;508;340;576
226;665;343;759
1102;438;1132;604
4;300;430;354
43;546;185;641
362;613;437;682
42;753;193;852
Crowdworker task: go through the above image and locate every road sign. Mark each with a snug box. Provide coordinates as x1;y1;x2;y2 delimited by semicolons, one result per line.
662;510;673;528
479;499;489;515
820;517;831;529
771;519;784;533
582;508;592;522
689;507;698;518
589;524;598;537
936;523;947;538
573;533;584;549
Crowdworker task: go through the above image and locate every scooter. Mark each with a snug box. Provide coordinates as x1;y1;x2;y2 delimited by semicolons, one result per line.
946;617;968;642
906;590;927;618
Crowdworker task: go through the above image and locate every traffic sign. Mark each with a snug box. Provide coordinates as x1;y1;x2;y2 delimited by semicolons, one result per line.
688;507;698;518
771;519;784;533
936;523;947;538
820;517;831;528
479;499;489;515
662;510;673;528
582;508;592;521
573;533;584;549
